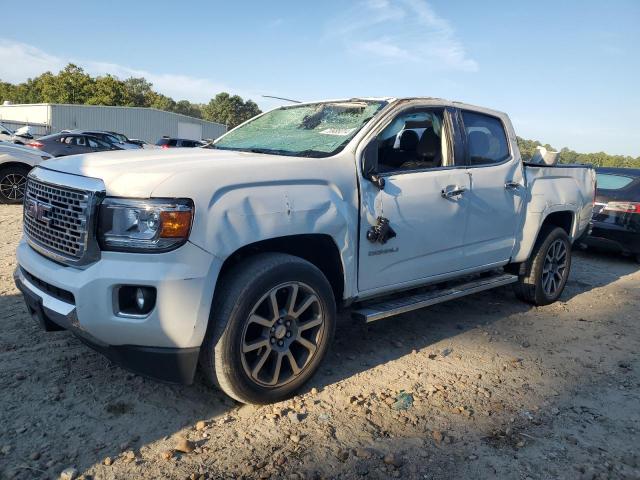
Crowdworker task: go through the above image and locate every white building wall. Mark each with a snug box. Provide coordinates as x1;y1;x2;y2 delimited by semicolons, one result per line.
0;104;51;126
0;104;227;143
50;105;226;143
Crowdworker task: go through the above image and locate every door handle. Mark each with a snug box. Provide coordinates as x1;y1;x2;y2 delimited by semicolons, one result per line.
504;181;521;190
441;185;466;199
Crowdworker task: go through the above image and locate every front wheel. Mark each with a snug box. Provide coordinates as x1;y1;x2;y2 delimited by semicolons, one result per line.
0;165;29;204
200;253;336;404
513;226;572;306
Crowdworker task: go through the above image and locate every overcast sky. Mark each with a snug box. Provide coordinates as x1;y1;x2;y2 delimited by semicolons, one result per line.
1;0;639;155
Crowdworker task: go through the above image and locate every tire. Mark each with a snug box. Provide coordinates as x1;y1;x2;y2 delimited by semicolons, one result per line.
513;226;572;306
200;253;336;404
0;165;30;204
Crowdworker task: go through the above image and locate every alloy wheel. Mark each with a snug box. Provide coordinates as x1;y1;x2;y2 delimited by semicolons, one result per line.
0;173;27;201
241;281;325;387
542;238;568;296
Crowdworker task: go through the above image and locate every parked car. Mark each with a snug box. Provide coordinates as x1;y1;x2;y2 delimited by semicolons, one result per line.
0;141;53;204
581;167;640;262
105;131;147;148
27;133;121;157
0;123;36;145
61;130;142;150
156;137;206;148
14;97;595;404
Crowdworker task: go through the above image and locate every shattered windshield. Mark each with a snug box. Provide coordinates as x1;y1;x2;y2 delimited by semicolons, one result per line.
212;100;387;157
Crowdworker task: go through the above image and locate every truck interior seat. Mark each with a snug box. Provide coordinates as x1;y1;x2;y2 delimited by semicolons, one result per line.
416;127;442;167
468;130;491;163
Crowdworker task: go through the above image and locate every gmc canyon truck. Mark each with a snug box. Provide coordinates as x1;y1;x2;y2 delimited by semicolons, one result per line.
14;98;595;404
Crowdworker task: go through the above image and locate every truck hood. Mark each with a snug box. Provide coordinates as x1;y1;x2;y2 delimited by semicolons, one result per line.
40;148;284;197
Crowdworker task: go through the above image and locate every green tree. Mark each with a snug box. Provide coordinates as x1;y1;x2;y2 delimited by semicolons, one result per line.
53;64;94;104
146;91;176;112
123;77;153;107
0;80;18;104
173;99;203;118
1;64;265;130
87;75;129;105
202;92;261;128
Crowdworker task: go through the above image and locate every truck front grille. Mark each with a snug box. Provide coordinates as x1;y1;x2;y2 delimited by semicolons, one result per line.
23;177;91;262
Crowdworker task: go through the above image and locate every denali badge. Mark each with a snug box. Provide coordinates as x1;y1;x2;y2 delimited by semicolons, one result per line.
368;247;399;256
25;199;53;224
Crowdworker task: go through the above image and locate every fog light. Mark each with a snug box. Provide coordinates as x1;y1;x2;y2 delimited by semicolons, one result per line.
136;288;146;310
117;286;156;316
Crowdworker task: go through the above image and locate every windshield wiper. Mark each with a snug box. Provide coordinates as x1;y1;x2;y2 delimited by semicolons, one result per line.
294;149;327;158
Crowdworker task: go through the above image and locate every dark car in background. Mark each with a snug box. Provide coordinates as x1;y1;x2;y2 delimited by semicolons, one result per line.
106;131;146;148
28;133;120;157
61;130;142;150
156;137;206;148
582;167;640;262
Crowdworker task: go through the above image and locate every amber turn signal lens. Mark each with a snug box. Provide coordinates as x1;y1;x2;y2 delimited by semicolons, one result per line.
159;210;192;238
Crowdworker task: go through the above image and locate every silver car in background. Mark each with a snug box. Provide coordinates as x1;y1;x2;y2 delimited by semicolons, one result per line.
0;141;53;204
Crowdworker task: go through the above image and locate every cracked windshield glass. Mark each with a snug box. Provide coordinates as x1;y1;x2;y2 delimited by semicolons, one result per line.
213;100;387;157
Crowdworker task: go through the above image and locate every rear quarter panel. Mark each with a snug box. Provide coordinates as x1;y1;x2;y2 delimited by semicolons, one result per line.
512;165;596;262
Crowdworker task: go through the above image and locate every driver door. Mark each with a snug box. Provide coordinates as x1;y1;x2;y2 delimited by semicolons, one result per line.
357;106;471;294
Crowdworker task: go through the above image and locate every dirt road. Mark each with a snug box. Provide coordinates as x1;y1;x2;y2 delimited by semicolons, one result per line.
1;204;639;480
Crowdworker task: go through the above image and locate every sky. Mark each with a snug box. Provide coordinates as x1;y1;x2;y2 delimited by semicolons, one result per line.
1;0;639;156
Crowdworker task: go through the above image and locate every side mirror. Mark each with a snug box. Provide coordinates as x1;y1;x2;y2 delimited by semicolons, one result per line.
362;138;385;190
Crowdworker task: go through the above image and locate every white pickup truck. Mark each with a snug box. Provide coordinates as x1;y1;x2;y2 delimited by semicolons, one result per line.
15;98;595;404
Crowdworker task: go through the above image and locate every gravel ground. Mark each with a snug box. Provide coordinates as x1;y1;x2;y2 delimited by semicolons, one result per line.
1;203;639;480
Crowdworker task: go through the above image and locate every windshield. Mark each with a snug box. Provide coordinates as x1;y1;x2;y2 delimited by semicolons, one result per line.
102;134;122;144
596;173;634;190
213;100;387;157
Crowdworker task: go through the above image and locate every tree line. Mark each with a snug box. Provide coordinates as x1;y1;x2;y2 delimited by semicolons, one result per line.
1;64;638;167
517;137;640;168
0;64;261;129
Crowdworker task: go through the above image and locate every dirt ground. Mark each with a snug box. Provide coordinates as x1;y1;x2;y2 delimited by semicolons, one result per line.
1;203;639;480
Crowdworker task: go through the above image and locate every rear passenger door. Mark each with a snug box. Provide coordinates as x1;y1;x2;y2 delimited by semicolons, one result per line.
73;136;93;154
458;109;523;267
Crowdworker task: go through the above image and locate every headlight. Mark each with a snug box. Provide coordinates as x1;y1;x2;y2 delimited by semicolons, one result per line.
98;198;193;252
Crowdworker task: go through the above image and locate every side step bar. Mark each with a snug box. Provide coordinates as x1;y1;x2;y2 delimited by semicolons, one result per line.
352;273;518;323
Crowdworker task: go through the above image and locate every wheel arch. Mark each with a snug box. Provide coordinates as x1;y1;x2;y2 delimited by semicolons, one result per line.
0;161;33;172
216;234;346;305
510;208;576;265
540;210;574;237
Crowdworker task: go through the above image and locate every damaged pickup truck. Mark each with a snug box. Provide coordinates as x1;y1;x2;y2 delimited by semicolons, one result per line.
15;98;595;404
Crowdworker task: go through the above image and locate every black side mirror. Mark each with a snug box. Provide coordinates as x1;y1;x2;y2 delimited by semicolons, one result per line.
362;138;385;190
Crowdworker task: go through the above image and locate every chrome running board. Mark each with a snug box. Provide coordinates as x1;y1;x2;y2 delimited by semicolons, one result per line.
352;273;518;323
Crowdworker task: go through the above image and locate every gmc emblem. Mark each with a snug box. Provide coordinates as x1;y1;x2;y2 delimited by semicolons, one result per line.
25;199;53;224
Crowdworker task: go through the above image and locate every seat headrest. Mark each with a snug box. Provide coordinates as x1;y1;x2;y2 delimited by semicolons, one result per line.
468;131;490;160
417;127;440;158
398;129;419;151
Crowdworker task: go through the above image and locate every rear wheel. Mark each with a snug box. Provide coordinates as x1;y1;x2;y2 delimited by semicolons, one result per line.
0;165;29;204
200;253;336;404
514;226;572;306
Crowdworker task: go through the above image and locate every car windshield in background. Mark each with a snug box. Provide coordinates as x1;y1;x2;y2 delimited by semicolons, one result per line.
596;173;634;190
213;100;387;157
